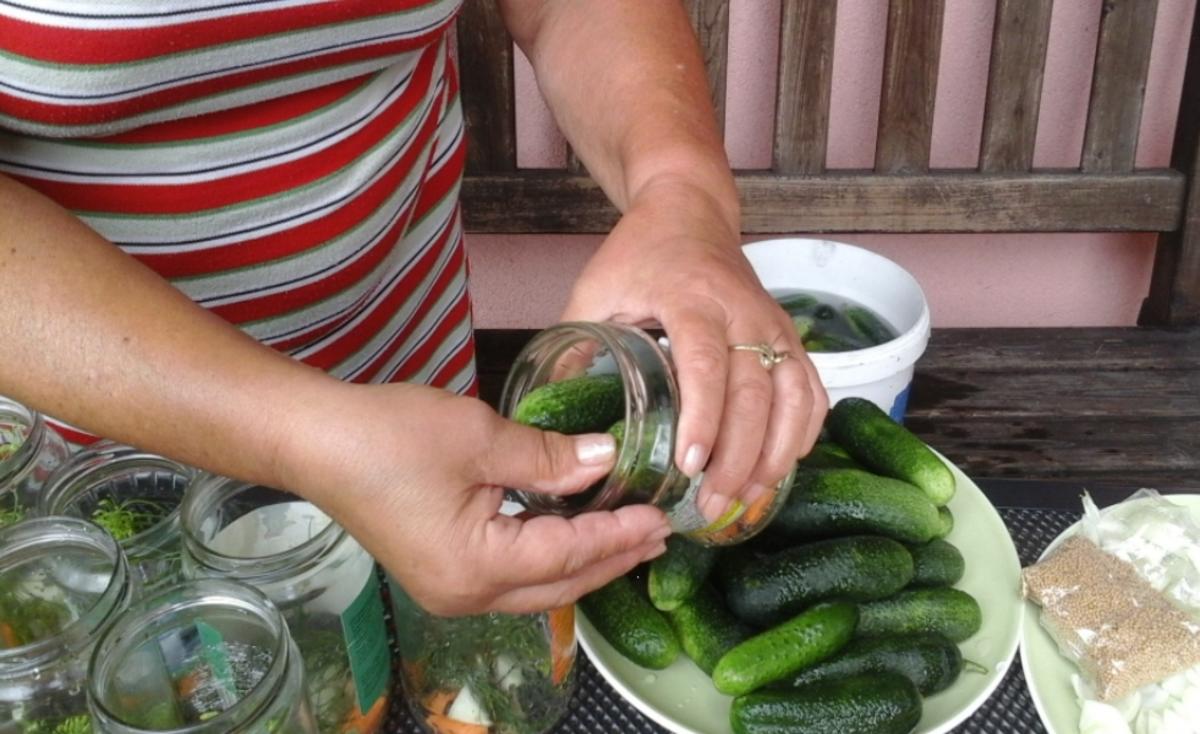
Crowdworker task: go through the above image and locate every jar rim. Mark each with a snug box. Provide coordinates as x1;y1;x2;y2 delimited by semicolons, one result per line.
0;516;132;675
38;442;191;547
180;473;346;583
88;578;292;734
0;397;48;489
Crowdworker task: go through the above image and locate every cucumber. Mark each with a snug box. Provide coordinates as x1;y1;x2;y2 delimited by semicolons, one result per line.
845;306;897;346
666;584;754;675
908;538;965;587
512;373;625;435
934;506;955;539
712;601;857;696
828;397;956;506
648;536;719;612
777;293;818;314
712;545;765;593
778;632;963;695
731;672;922;734
578;575;680;669
792;315;815;341
797;442;863;471
724;536;914;628
857;588;983;643
765;469;941;545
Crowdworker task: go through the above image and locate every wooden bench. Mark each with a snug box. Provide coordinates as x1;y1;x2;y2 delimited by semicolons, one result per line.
456;0;1200;494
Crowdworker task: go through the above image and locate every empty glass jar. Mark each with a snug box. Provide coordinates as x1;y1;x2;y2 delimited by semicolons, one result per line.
180;476;391;734
500;322;795;545
0;516;135;734
0;396;70;529
39;442;193;596
87;579;318;734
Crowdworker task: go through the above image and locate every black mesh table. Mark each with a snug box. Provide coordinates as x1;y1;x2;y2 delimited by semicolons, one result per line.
383;481;1112;734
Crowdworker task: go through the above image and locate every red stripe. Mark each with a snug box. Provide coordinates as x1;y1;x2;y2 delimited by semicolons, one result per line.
354;237;465;382
103;76;364;144
389;290;470;382
208;191;418;325
13;45;438;214
0;32;441;127
427;328;475;387
44;420;102;447
269;286;374;353
132;92;443;277
300;219;457;371
304;220;458;371
0;1;452;65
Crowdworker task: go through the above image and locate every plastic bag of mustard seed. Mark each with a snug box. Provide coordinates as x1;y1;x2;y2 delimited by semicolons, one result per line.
1022;491;1200;733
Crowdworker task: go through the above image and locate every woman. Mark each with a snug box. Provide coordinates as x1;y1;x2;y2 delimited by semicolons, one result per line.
0;0;826;615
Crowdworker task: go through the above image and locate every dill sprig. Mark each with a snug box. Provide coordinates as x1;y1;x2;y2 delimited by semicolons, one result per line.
91;497;167;542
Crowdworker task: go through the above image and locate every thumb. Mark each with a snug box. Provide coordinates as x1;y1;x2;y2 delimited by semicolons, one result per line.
480;417;617;495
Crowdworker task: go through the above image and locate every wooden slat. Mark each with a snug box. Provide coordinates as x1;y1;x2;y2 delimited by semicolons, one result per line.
905;416;1200;491
1081;0;1159;173
875;0;945;174
909;369;1200;419
773;0;837;174
683;0;731;136
917;327;1200;373
1143;4;1200;326
461;170;1185;233
979;0;1054;172
455;1;516;173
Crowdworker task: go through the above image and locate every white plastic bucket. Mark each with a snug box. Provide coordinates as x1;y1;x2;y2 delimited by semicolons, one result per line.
743;238;931;422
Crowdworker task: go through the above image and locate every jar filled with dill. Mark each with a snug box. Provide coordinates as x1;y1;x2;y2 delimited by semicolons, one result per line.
0;396;70;530
38;442;193;597
0;516;135;734
501;322;796;545
179;476;391;734
87;579;318;734
389;578;577;734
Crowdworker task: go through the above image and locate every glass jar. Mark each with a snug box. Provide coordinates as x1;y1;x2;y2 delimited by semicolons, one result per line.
38;442;193;596
0;396;71;529
388;578;575;734
500;322;795;545
88;579;319;734
179;476;391;734
0;516;135;734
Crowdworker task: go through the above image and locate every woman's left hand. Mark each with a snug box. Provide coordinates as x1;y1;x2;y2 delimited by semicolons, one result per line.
562;177;828;521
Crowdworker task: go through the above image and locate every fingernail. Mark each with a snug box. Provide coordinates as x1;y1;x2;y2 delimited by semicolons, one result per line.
744;483;768;506
653;524;673;541
642;541;668;560
574;434;616;465
699;491;732;523
681;443;709;477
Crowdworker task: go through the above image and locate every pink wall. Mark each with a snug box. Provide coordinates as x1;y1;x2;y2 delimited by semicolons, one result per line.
465;0;1196;328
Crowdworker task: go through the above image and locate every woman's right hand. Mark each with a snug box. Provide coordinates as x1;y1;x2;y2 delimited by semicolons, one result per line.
277;379;672;616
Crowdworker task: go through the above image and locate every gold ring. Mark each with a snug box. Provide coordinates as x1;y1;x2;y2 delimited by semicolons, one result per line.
730;343;790;370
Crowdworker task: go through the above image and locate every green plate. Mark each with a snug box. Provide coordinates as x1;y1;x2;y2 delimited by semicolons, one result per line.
577;456;1023;734
1019;493;1200;734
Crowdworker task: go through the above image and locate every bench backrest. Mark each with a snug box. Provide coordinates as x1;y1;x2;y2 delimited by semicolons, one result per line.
454;0;1200;326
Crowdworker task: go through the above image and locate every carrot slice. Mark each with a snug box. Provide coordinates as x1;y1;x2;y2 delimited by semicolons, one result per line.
423;712;491;734
341;692;389;734
422;689;457;717
547;605;576;685
0;622;20;648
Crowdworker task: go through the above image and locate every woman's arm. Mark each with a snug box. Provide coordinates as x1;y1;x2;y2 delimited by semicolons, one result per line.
0;173;668;613
499;0;828;518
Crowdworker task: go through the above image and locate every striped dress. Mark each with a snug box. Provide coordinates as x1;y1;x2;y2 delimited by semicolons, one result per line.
0;0;475;443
